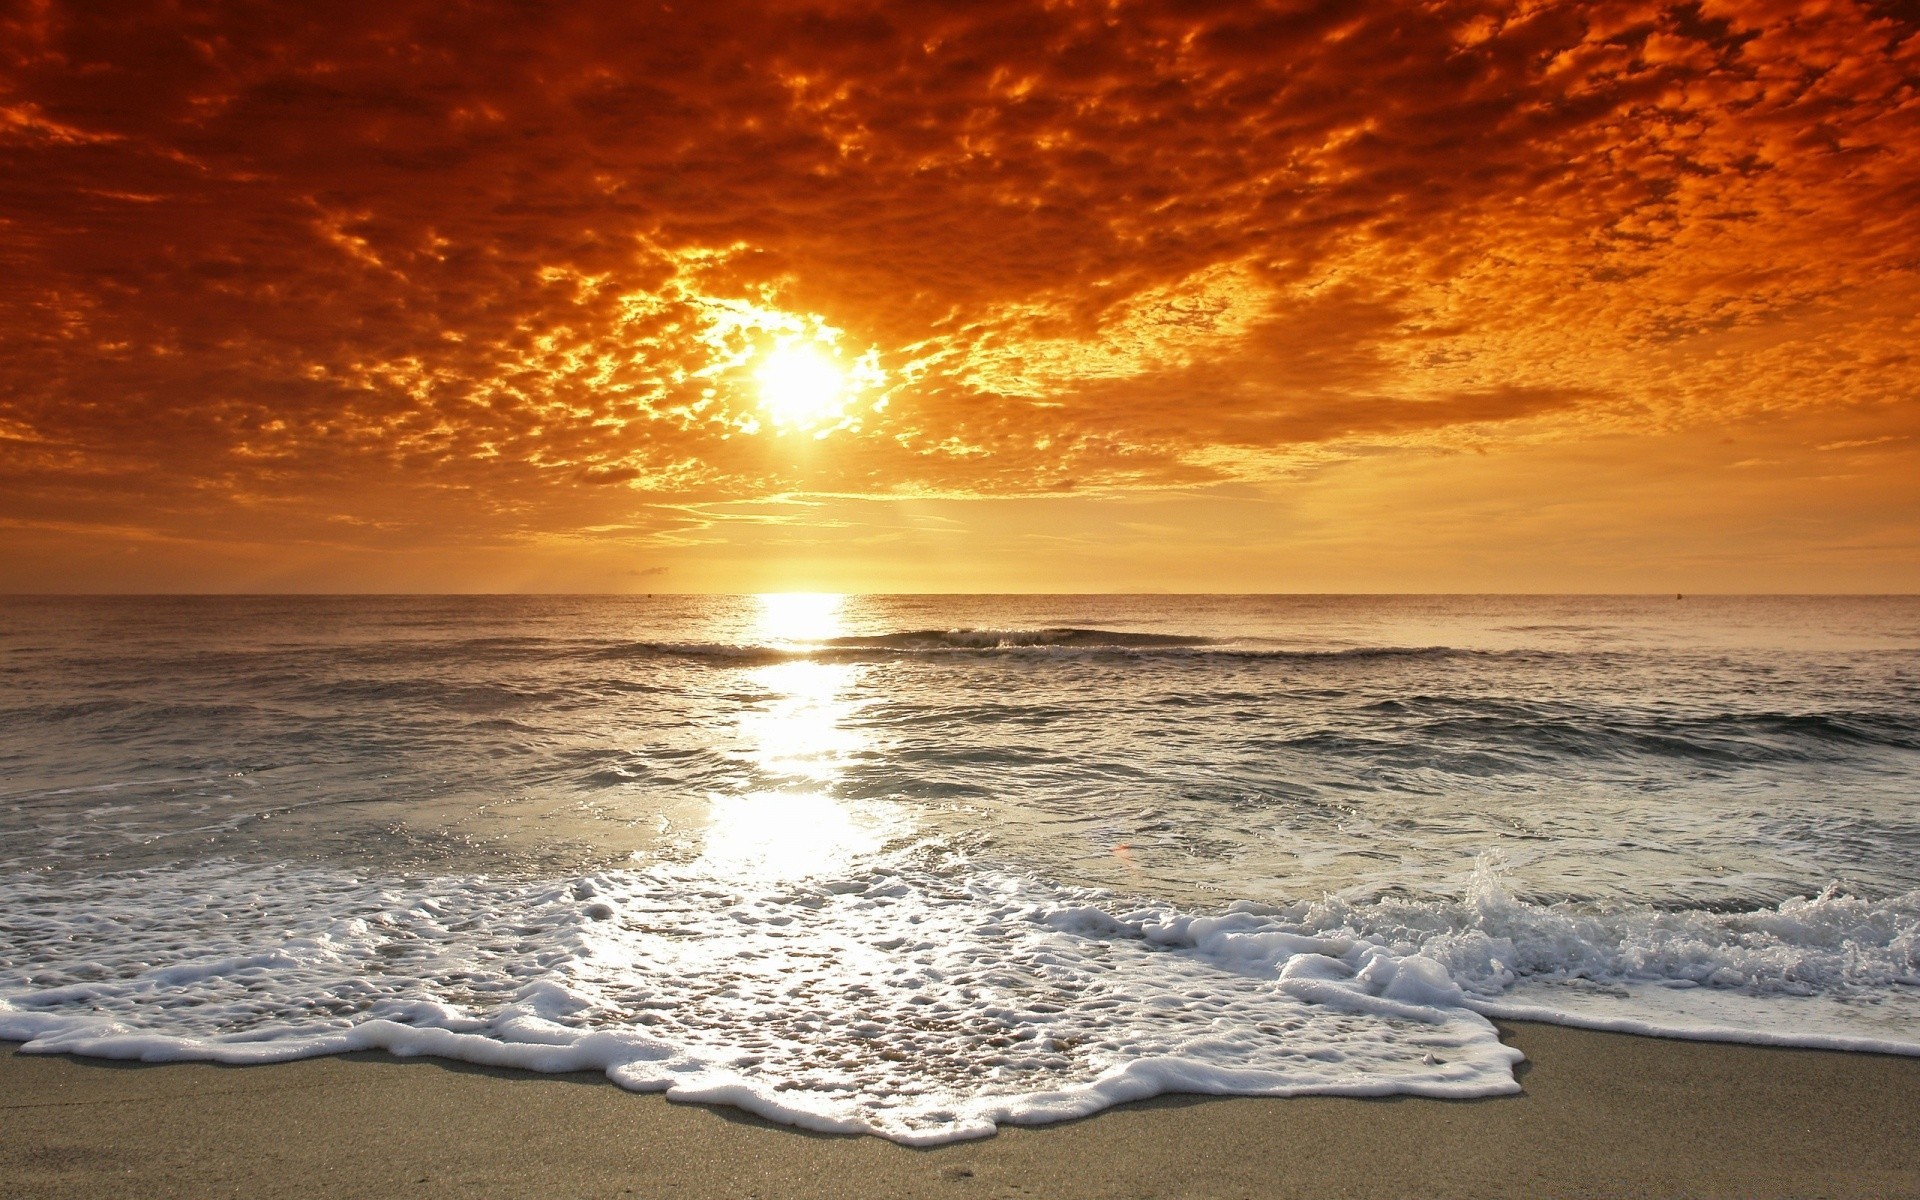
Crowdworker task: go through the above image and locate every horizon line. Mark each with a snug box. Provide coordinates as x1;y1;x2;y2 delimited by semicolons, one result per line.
4;591;1918;600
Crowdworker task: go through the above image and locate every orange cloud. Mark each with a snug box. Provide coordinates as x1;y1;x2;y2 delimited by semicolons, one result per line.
1;0;1915;585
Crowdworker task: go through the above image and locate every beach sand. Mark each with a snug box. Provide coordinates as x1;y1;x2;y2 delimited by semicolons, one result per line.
4;1021;1917;1199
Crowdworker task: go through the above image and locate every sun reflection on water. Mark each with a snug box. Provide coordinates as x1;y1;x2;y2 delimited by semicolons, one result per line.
739;660;864;781
696;593;901;880
755;591;845;645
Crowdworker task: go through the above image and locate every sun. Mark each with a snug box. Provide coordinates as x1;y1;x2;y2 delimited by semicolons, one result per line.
755;340;848;431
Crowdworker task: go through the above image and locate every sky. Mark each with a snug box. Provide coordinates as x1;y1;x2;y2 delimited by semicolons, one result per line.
2;0;1916;593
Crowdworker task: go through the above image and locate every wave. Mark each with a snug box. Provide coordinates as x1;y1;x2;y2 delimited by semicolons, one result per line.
587;630;1502;664
823;627;1215;650
1358;699;1920;761
2;855;1915;1144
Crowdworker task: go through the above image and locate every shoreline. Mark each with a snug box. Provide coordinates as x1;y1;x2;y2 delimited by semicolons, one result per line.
6;1021;1918;1198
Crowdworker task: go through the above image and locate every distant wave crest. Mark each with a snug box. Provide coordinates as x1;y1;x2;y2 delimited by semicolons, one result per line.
823;626;1215;650
585;629;1511;664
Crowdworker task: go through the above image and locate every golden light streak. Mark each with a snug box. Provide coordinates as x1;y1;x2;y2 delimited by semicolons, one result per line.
696;592;902;880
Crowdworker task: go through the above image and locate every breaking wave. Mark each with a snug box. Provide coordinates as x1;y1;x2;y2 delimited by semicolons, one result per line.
3;855;1915;1143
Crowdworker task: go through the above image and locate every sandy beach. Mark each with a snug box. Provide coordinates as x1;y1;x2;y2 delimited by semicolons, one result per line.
4;1021;1916;1199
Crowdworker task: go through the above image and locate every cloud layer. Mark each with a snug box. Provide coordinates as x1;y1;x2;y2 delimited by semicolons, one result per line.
2;0;1916;565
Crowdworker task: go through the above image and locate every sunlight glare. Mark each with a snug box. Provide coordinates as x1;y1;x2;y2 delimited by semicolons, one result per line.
755;591;845;645
694;590;899;881
740;660;862;780
697;790;895;881
755;340;847;430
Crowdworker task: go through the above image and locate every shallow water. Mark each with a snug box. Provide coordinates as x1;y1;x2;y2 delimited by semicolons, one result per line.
2;595;1916;1140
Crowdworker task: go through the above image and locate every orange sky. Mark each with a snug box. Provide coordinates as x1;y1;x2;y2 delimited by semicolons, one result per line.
2;0;1916;592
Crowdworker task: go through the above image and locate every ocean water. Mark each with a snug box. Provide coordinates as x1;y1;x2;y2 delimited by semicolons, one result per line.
1;594;1917;1142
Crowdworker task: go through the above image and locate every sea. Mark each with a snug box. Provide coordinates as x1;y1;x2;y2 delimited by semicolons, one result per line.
2;594;1917;1143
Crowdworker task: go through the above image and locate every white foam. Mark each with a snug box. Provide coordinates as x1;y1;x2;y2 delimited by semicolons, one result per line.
1275;857;1920;1055
2;855;1915;1142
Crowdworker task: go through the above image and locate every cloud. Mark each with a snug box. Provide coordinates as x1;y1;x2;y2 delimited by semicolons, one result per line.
1;0;1916;554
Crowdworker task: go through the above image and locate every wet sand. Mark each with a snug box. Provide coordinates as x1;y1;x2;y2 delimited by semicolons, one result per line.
4;1022;1917;1199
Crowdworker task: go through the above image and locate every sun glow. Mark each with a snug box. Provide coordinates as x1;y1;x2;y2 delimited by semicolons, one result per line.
755;340;848;431
685;292;887;436
753;590;846;644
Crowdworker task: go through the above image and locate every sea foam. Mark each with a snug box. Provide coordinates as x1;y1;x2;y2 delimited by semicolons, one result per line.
3;854;1915;1143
